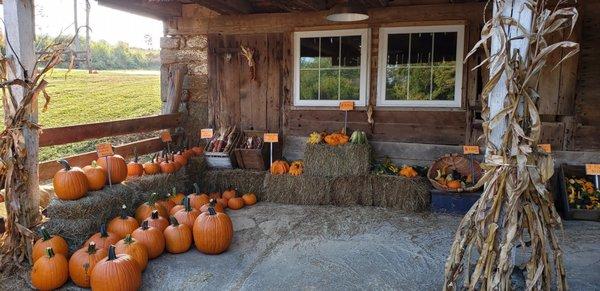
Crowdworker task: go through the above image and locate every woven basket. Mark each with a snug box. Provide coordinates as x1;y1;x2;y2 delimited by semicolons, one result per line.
427;154;483;193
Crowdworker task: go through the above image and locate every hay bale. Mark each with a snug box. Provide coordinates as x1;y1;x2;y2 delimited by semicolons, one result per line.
203;169;266;195
330;176;373;206
186;156;207;191
41;218;100;251
263;174;331;205
370;175;431;212
303;144;371;177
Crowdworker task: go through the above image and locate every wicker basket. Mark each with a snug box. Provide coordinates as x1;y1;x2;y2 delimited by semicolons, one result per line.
234;131;269;171
427;154;483;193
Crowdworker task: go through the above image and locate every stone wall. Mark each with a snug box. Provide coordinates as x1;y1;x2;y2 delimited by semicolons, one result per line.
160;34;209;145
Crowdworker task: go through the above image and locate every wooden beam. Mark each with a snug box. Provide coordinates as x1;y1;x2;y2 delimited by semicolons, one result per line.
40;113;182;147
360;0;390;8
162;65;188;114
98;0;181;19
270;0;327;12
192;0;254;14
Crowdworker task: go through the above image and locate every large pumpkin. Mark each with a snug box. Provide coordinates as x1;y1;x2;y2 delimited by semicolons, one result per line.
96;154;128;184
189;183;210;210
82;161;106;191
135;193;169;223
132;221;165;259
31;247;69;291
193;204;233;255
127;150;144;178
144;210;169;232
91;245;142;291
164;216;192;254
107;205;139;239
33;227;69;262
85;223;119;251
69;242;107;288
115;234;149;271
53;159;89;200
173;196;200;229
270;160;289;175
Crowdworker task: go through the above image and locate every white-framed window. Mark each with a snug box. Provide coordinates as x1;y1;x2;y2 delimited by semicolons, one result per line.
293;29;369;107
377;25;464;107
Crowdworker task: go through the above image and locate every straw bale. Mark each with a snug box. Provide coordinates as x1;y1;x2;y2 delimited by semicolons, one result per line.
303;144;371;177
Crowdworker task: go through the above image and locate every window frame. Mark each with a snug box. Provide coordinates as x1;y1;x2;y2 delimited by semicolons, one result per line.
293;29;370;107
376;25;465;108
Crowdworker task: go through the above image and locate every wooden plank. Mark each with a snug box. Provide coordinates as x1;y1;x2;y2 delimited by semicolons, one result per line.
39;114;182;147
162;64;187;114
98;0;181;19
207;34;223;128
574;0;600;125
537;31;563;115
539;122;565;149
193;0;254;14
572;125;600;151
557;1;582;116
266;33;283;132
286;109;466;126
238;35;254;130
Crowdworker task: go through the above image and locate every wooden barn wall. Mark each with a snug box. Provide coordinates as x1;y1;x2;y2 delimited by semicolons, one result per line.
169;1;595;150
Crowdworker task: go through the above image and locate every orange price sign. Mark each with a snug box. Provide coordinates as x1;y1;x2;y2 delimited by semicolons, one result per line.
463;145;480;155
264;133;279;143
339;101;355;111
160;131;172;143
96;143;114;158
538;144;552;153
200;128;214;139
586;164;600;176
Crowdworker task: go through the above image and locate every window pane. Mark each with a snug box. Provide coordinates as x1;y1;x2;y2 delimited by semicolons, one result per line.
300;70;319;100
320;36;340;68
432;66;456;100
340;36;361;68
340;69;360;100
433;32;457;66
410;33;433;66
387;34;410;66
408;67;432;100
385;67;408;100
300;37;320;69
320;70;339;100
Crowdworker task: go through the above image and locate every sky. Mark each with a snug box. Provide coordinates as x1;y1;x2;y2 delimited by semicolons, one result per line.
1;0;164;50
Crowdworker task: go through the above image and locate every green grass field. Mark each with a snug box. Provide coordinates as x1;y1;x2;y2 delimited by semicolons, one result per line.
1;69;162;161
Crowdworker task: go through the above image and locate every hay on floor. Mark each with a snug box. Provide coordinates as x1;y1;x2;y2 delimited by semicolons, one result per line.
303;144;371;177
263;174;331;205
203;169;266;195
370;175;430;212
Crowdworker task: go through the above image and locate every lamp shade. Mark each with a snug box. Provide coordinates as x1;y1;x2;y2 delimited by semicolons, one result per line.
326;1;369;22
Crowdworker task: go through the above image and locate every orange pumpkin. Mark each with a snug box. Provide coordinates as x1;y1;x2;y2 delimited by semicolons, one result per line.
193;204;234;255
170;203;185;216
159;155;177;174
69;242;107;288
143;153;161;175
209;192;221;200
446;180;462;190
85;224;119;251
53;159;89;200
115;234;149;271
164;216;192;254
200;199;225;213
189;183;210;210
135;193;169;223
33;227;69;262
31;247;69;290
173;196;200;229
242;193;257;206
173;151;188;166
132;221;165;259
222;189;237;200
399;165;418;178
127;150;144;178
144;210;169;233
217;197;229;209
107;205;140;239
270;160;289;175
91;245;142;291
83;161;106;191
169;187;186;205
324;132;349;146
192;145;204;156
96;154;128;184
227;197;245;210
157;193;176;214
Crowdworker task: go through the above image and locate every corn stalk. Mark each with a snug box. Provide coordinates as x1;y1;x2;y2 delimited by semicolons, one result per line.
444;0;578;290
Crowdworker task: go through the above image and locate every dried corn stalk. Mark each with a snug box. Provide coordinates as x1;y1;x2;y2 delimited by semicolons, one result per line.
444;1;578;290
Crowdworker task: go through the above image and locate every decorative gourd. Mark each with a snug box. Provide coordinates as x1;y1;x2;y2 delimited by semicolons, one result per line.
189;183;210;210
227;197;245;210
91;245;142;291
85;223;119;251
349;131;367;144
127;149;144;178
69;242;107;288
222;189;237;200
288;160;304;176
307;132;323;145
33;227;69;262
193;204;233;255
144;210;169;233
324;132;349;146
446;180;461;190
242;193;257;206
132;220;165;259
83;161;106;191
164;216;192;254
107;205;139;239
174;196;200;229
96;154;128;184
399;165;418;178
169;187;186;205
143;153;161;175
200;199;225;213
135;193;169;223
31;247;69;291
115;234;148;271
53;159;89;200
270;160;289;175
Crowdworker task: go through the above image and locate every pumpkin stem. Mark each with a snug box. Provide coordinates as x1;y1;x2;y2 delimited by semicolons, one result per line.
57;159;71;171
171;187;176;196
120;204;128;219
91;160;99;168
141;220;150;230
39;226;52;241
208;205;217;216
169;216;179;226
107;245;117;261
87;242;98;254
183;196;192;212
100;223;109;238
124;234;134;245
45;247;55;259
209;199;216;207
193;183;200;194
152;153;158;163
133;147;139;163
151;210;159;219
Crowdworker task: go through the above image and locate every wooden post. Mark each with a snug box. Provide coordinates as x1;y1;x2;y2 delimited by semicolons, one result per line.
74;0;80;61
86;0;92;73
3;0;40;232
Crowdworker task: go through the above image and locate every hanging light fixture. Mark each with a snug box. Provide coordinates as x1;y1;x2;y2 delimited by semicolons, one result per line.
326;1;369;22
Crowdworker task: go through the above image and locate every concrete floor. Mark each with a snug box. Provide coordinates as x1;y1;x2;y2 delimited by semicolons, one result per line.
142;203;600;291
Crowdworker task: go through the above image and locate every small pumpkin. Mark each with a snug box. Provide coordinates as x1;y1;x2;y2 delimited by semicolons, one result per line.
108;205;140;239
193;203;233;255
173;151;188;166
33;227;69;262
69;242;107;288
222;189;237;200
91;245;142;291
174;196;201;229
115;234;149;271
399;165;418;178
159;154;177;174
132;220;165;259
143;153;161;175
191;144;204;156
169;187;186;205
217;197;229;209
324;132;349;146
135;193;169;223
200;199;225;213
53;159;89;200
85;223;119;251
227;197;245;210
127;149;144;178
242;193;257;206
96;154;128;184
270;160;289;175
83;161;106;191
144;210;169;233
288;160;304;176
164;216;192;254
446;180;462;190
189;183;210;210
31;247;69;291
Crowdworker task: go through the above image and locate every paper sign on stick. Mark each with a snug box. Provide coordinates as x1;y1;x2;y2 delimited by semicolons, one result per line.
160;131;172;142
463;145;480;155
339;101;355;111
96;143;114;158
200;128;214;139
